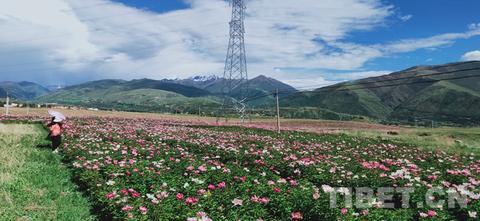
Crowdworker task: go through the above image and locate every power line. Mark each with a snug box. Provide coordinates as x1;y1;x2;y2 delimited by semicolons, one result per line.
289;61;480;91
241;71;480;121
244;70;480;102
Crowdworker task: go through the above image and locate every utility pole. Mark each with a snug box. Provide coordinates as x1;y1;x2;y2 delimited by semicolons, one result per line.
275;89;280;133
5;93;10;116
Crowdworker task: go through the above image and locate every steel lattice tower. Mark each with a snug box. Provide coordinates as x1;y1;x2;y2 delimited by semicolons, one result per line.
221;0;249;122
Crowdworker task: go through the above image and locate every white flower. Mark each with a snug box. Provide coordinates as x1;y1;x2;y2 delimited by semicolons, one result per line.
469;211;477;218
321;185;334;193
191;178;205;185
106;180;116;186
146;194;155;200
232;198;243;206
337;187;351;195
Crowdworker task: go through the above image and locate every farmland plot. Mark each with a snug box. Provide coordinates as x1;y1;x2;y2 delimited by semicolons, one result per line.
55;117;479;220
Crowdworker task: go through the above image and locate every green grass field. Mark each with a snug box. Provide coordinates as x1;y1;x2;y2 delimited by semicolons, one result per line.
344;126;480;154
0;124;94;221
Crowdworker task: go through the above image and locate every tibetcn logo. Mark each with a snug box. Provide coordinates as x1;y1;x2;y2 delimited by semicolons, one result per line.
322;186;477;209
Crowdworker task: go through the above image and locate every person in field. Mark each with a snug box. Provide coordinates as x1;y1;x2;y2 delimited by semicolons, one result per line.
47;117;63;153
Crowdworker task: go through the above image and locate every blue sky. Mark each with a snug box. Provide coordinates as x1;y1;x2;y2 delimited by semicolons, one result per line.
0;0;479;87
113;0;189;13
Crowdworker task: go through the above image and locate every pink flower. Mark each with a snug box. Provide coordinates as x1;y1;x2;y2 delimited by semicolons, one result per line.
340;208;348;215
289;180;298;187
259;197;270;204
131;191;140;198
291;211;303;220
197;189;207;195
239;176;247;182
156;191;169;199
329;167;337;173
273;187;281;193
198;165;207;172
139;206;148;215
361;210;369;216
185;197;199;205
176;193;184;200
427;210;437;217
312;192;320;200
106;192;116;199
217;181;226;189
122;205;133;212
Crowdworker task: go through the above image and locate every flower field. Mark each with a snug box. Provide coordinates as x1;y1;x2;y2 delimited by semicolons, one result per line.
44;117;480;220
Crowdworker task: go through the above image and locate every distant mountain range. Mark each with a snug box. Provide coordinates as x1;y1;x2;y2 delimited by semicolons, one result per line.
0;81;50;100
34;75;295;114
2;61;479;125
283;61;480;125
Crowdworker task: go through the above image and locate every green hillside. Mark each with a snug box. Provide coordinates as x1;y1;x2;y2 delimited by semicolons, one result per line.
0;81;50;100
284;61;480;125
390;81;480;124
37;81;221;114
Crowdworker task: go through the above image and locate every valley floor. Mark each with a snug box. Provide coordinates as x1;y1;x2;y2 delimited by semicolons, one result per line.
5;107;480;154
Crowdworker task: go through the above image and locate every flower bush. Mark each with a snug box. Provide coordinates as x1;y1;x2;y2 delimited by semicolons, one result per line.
46;117;480;220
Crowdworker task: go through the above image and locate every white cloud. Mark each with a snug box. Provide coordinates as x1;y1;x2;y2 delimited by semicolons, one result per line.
399;14;412;22
461;50;480;61
0;0;478;88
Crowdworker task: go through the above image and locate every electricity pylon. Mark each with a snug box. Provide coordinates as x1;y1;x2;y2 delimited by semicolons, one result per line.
220;0;249;122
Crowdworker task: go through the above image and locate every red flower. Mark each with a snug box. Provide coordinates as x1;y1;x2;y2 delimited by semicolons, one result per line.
208;184;216;190
120;189;129;196
176;193;184;200
131;192;140;198
273;187;281;193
